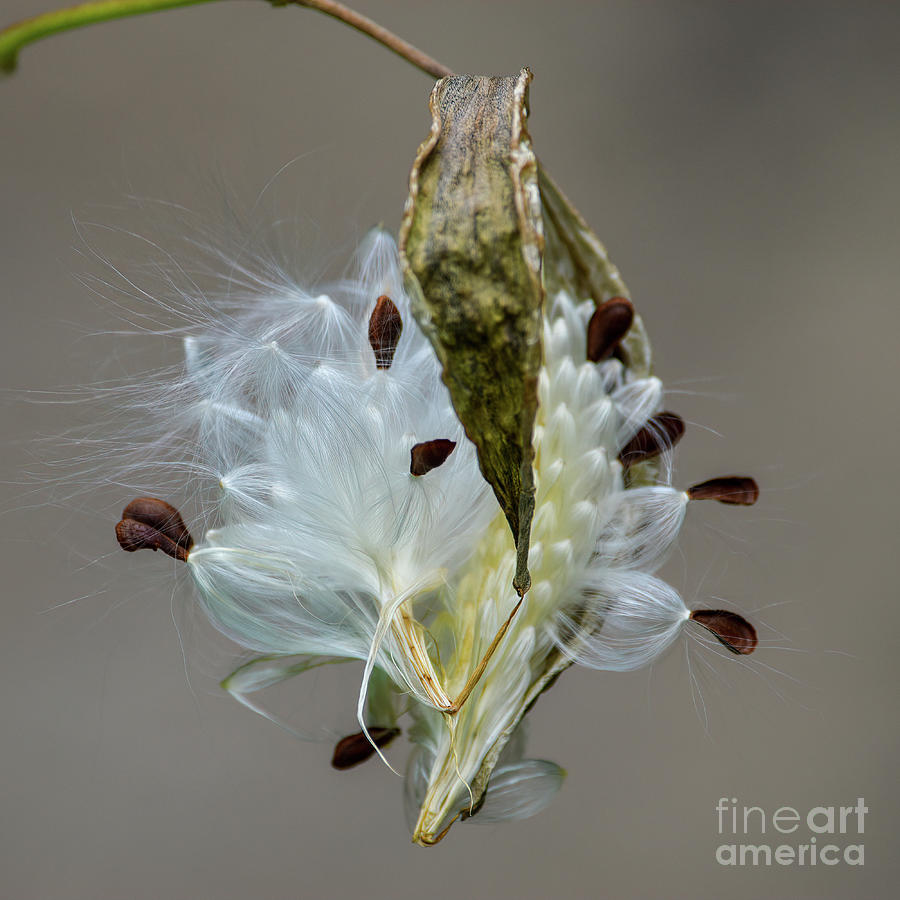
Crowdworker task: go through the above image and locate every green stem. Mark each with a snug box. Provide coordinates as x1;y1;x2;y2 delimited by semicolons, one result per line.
0;0;454;78
1;0;220;73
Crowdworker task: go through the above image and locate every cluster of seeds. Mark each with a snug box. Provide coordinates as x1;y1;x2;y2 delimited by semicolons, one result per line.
113;230;758;839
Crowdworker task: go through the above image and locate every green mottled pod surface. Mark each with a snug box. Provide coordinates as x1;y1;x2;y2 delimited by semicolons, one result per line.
400;68;543;596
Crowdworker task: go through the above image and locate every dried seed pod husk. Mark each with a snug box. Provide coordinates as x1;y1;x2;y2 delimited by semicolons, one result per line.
400;68;659;846
400;67;542;598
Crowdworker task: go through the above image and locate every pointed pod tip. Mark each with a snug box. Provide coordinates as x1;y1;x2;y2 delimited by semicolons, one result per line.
690;609;757;654
512;569;532;598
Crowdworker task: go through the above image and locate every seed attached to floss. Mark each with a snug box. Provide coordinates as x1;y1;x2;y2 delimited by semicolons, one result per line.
687;476;759;506
368;294;403;369
115;497;193;562
410;439;456;476
587;296;634;362
331;727;401;770
690;609;757;654
619;411;686;465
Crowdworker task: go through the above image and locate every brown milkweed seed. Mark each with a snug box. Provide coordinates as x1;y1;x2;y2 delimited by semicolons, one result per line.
115;497;193;562
121;497;193;550
410;439;456;476
331;727;401;769
687;476;759;506
587;297;634;362
619;411;685;465
115;519;189;562
368;295;403;369
690;609;757;654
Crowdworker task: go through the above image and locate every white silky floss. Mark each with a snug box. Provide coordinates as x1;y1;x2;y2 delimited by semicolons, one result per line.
110;223;754;841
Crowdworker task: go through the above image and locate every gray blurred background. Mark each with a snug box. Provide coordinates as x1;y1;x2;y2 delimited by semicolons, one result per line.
2;1;898;898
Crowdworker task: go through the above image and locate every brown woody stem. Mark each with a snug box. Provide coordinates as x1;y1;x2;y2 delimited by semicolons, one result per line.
290;0;452;79
448;596;524;714
0;0;454;78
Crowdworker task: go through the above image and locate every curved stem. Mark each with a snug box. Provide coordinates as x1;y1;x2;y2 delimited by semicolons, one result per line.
0;0;454;77
1;0;219;72
291;0;451;79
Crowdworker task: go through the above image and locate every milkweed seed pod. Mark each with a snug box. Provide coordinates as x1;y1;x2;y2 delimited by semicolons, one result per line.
115;68;759;846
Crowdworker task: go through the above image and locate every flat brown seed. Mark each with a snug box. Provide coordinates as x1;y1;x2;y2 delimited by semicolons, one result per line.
587;297;634;362
687;476;759;506
331;727;401;770
410;439;456;476
368;295;403;369
619;411;685;465
690;609;757;654
121;497;193;552
115;518;189;562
